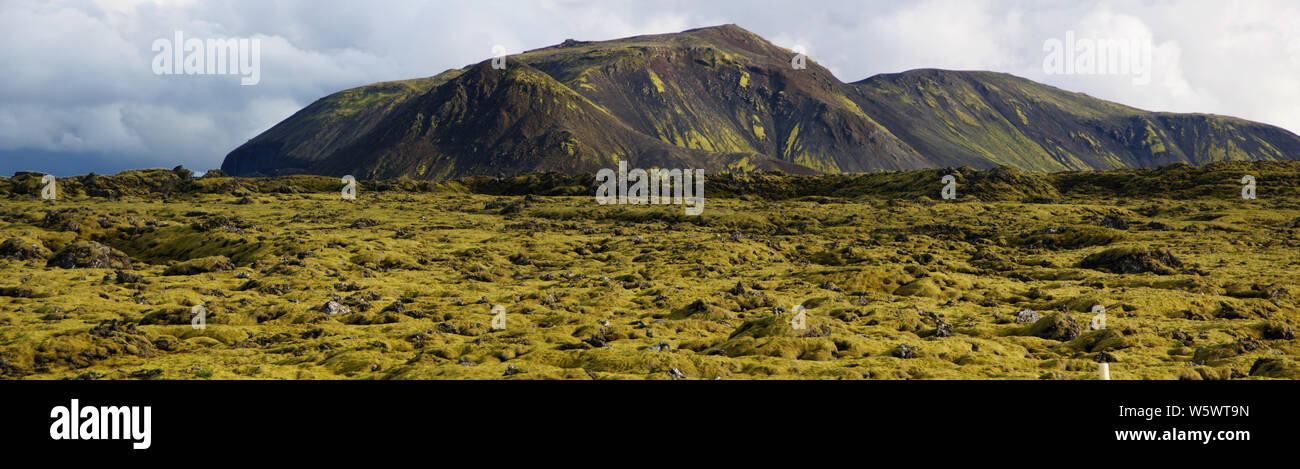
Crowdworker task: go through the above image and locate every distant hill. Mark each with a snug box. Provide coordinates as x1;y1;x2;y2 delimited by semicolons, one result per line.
222;25;1300;180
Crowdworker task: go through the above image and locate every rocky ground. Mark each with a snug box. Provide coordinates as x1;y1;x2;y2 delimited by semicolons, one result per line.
1;163;1298;379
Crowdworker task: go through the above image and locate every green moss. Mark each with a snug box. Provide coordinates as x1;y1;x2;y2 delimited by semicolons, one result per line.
163;256;234;276
2;162;1299;380
646;69;665;94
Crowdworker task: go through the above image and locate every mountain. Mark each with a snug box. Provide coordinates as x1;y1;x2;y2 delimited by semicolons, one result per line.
852;69;1300;171
222;25;1300;179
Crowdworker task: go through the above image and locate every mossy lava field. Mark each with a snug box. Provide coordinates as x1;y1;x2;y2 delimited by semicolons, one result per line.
2;161;1299;380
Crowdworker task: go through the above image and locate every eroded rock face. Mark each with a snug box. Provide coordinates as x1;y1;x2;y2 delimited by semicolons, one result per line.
46;241;133;270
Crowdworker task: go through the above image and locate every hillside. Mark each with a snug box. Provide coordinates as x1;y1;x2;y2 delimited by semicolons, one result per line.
222;25;1300;179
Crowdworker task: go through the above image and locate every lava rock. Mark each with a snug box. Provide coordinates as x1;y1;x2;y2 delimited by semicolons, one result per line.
320;301;351;316
1079;247;1183;275
350;218;381;229
1099;215;1129;230
1023;312;1082;341
894;343;916;359
931;314;953;337
114;270;143;284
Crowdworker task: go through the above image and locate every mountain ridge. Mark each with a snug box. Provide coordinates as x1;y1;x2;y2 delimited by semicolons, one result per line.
222;24;1300;179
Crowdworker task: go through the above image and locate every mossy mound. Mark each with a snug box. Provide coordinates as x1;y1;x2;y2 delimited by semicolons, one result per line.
163;256;235;276
0;286;40;298
1259;321;1296;340
40;208;94;233
1021;312;1082;341
712;336;841;361
1079;247;1183;275
894;277;944;298
827;266;912;295
707;313;845;360
349;252;419;270
669;299;736;320
725;313;835;340
45;241;133;270
190;215;256;233
1014;226;1125;249
140;307;201;325
1249;358;1300;379
962;165;1062;201
1193;338;1263;365
1070;329;1131;353
0;237;51;260
29;320;157;370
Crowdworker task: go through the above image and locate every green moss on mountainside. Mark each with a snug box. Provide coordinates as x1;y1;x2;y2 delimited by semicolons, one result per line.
223;25;1300;182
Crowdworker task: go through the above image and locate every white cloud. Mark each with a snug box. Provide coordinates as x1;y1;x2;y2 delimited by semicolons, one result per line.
868;0;1019;72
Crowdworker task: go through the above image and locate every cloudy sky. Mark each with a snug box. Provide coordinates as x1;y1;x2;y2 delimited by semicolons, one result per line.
2;0;1298;176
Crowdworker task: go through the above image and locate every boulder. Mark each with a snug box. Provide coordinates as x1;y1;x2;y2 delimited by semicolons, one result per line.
321;301;351;316
1023;312;1082;341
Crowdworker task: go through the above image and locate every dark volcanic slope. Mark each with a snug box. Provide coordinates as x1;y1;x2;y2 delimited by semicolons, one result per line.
311;61;811;180
223;25;1300;179
222;71;460;177
853;69;1300;171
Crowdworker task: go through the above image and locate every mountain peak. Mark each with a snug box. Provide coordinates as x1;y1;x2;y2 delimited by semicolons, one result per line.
681;23;759;38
